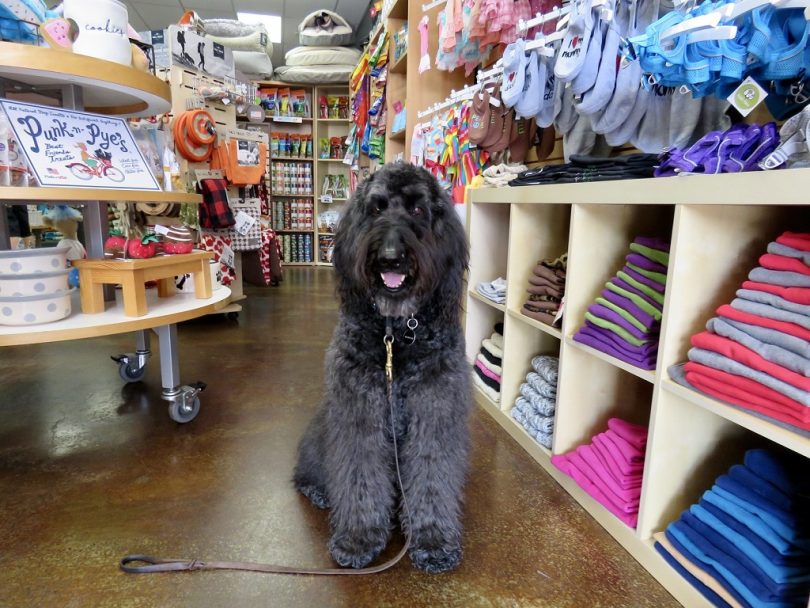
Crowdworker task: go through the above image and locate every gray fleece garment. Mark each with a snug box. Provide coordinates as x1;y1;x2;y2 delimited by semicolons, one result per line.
707;317;810;376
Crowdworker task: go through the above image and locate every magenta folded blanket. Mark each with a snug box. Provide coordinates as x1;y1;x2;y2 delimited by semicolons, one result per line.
551;453;639;528
607;418;648;451
593;433;644;478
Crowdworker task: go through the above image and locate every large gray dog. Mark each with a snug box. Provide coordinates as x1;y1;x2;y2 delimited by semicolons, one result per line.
293;163;472;573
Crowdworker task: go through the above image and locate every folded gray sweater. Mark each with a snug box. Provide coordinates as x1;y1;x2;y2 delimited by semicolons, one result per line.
707;317;810;377
719;316;810;359
748;266;810;288
688;347;810;407
767;241;810;266
731;297;810;331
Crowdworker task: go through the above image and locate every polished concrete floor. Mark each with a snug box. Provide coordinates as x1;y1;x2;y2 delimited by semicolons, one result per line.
0;268;679;608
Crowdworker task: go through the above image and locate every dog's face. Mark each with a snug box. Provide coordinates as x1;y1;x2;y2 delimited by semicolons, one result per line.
333;164;468;320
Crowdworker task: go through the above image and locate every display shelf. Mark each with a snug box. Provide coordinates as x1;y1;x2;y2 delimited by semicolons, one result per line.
319;231;335;236
472;169;810;206
316;118;351;123
390;51;408;74
322;197;349;203
389;129;406;142
660;378;810;459
385;0;408;19
267;115;313;123
272;193;314;198
0;41;171;117
317;158;348;163
0;287;230;347
278;229;315;234
283;262;314;267
0;187;201;204
468;289;506;312
271;157;314;162
466;176;810;608
565;337;656;384
507;309;562;339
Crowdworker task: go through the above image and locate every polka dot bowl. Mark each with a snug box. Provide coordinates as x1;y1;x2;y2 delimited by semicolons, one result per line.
0;270;70;297
0;247;69;275
0;289;76;326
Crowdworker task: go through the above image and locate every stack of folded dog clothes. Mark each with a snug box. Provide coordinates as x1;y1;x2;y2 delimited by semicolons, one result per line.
574;236;670;370
509;155;659;186
653;448;810;607
669;231;810;434
510;355;559;449
521;254;567;327
473;323;504;403
552;418;649;528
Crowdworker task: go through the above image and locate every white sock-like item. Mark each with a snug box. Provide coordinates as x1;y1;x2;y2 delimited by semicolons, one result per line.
605;84;649;146
535;56;557;127
554;84;579;135
501;39;527;108
571;19;605;96
632;84;673;153
516;45;544;118
555;0;594;81
668;88;703;150
592;56;643;134
563;113;597;161
576;22;622;117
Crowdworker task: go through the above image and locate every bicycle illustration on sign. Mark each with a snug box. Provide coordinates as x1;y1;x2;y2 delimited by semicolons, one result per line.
66;143;125;182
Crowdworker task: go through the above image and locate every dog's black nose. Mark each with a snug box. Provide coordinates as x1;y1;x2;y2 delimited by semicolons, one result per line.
379;230;405;266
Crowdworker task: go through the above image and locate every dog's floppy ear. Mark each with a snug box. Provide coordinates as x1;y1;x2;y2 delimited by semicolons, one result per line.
425;173;469;323
332;174;374;307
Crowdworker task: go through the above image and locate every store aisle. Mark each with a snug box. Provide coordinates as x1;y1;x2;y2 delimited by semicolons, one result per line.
0;268;678;608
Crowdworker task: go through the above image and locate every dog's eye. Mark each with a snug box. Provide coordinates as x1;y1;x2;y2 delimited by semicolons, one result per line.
372;205;381;216
411;206;424;217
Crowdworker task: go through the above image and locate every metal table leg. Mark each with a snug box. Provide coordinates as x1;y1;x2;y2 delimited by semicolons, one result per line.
153;324;205;423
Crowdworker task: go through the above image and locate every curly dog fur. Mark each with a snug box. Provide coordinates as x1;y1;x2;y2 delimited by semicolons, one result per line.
293;164;472;573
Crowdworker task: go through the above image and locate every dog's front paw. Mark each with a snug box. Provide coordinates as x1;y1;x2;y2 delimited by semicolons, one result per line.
410;545;462;574
297;484;330;509
329;533;387;569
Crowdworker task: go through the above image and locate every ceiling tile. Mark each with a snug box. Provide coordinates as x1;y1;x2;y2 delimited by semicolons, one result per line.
233;0;284;14
181;0;235;11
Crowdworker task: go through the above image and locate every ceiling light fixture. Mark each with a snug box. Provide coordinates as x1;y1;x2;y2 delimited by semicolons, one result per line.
236;12;282;44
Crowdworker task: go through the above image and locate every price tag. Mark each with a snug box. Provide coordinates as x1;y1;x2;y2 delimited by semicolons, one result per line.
320;194;333;204
553;296;565;327
273;116;304;124
153;224;171;236
728;77;768;117
220;244;235;269
234;211;256;236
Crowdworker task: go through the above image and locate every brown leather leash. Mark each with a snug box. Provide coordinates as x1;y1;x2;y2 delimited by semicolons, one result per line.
121;320;411;576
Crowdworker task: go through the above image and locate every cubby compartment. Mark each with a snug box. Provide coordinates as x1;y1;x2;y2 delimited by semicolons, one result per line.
505;203;571;338
659;204;810;371
638;387;767;540
466;300;504;372
554;345;654;455
468;202;510;291
565;204;674;335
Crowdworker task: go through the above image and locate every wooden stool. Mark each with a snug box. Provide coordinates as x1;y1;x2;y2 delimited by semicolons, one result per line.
73;251;214;317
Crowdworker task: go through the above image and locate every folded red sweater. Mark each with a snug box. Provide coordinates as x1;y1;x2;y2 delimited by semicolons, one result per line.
759;253;810;276
776;232;810;253
742;280;810;305
684;368;810;430
684;361;809;418
691;331;810;392
716;304;810;342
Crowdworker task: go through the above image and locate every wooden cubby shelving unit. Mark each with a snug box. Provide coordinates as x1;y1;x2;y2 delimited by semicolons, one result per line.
466;169;810;608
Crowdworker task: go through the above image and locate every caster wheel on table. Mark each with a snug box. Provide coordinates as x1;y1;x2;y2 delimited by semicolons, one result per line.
168;395;201;424
226;312;239;320
118;361;146;383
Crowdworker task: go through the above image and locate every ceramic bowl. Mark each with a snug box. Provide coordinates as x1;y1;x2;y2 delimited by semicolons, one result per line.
0;269;70;297
0;289;75;326
0;247;69;274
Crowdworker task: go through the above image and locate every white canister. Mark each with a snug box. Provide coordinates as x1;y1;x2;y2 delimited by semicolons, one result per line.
64;0;131;66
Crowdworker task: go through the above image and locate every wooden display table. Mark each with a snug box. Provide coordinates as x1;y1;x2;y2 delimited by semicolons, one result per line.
73;251;214;317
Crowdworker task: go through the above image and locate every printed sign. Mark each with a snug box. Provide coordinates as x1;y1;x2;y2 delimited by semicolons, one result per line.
234;210;257;236
0;100;161;191
237;140;260;166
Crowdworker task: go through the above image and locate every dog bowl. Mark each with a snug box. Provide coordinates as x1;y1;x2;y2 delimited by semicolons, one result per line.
0;247;69;274
0;289;75;326
0;269;70;297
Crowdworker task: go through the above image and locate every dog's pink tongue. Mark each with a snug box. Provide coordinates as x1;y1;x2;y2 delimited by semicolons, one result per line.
381;272;405;288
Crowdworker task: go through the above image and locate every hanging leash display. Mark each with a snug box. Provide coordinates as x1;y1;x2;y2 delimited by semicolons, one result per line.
120;319;413;577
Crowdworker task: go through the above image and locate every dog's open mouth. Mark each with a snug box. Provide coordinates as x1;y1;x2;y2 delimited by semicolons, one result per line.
380;271;408;292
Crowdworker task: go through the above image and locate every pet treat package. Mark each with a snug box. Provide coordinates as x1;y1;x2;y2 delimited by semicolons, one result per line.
139;26;235;79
